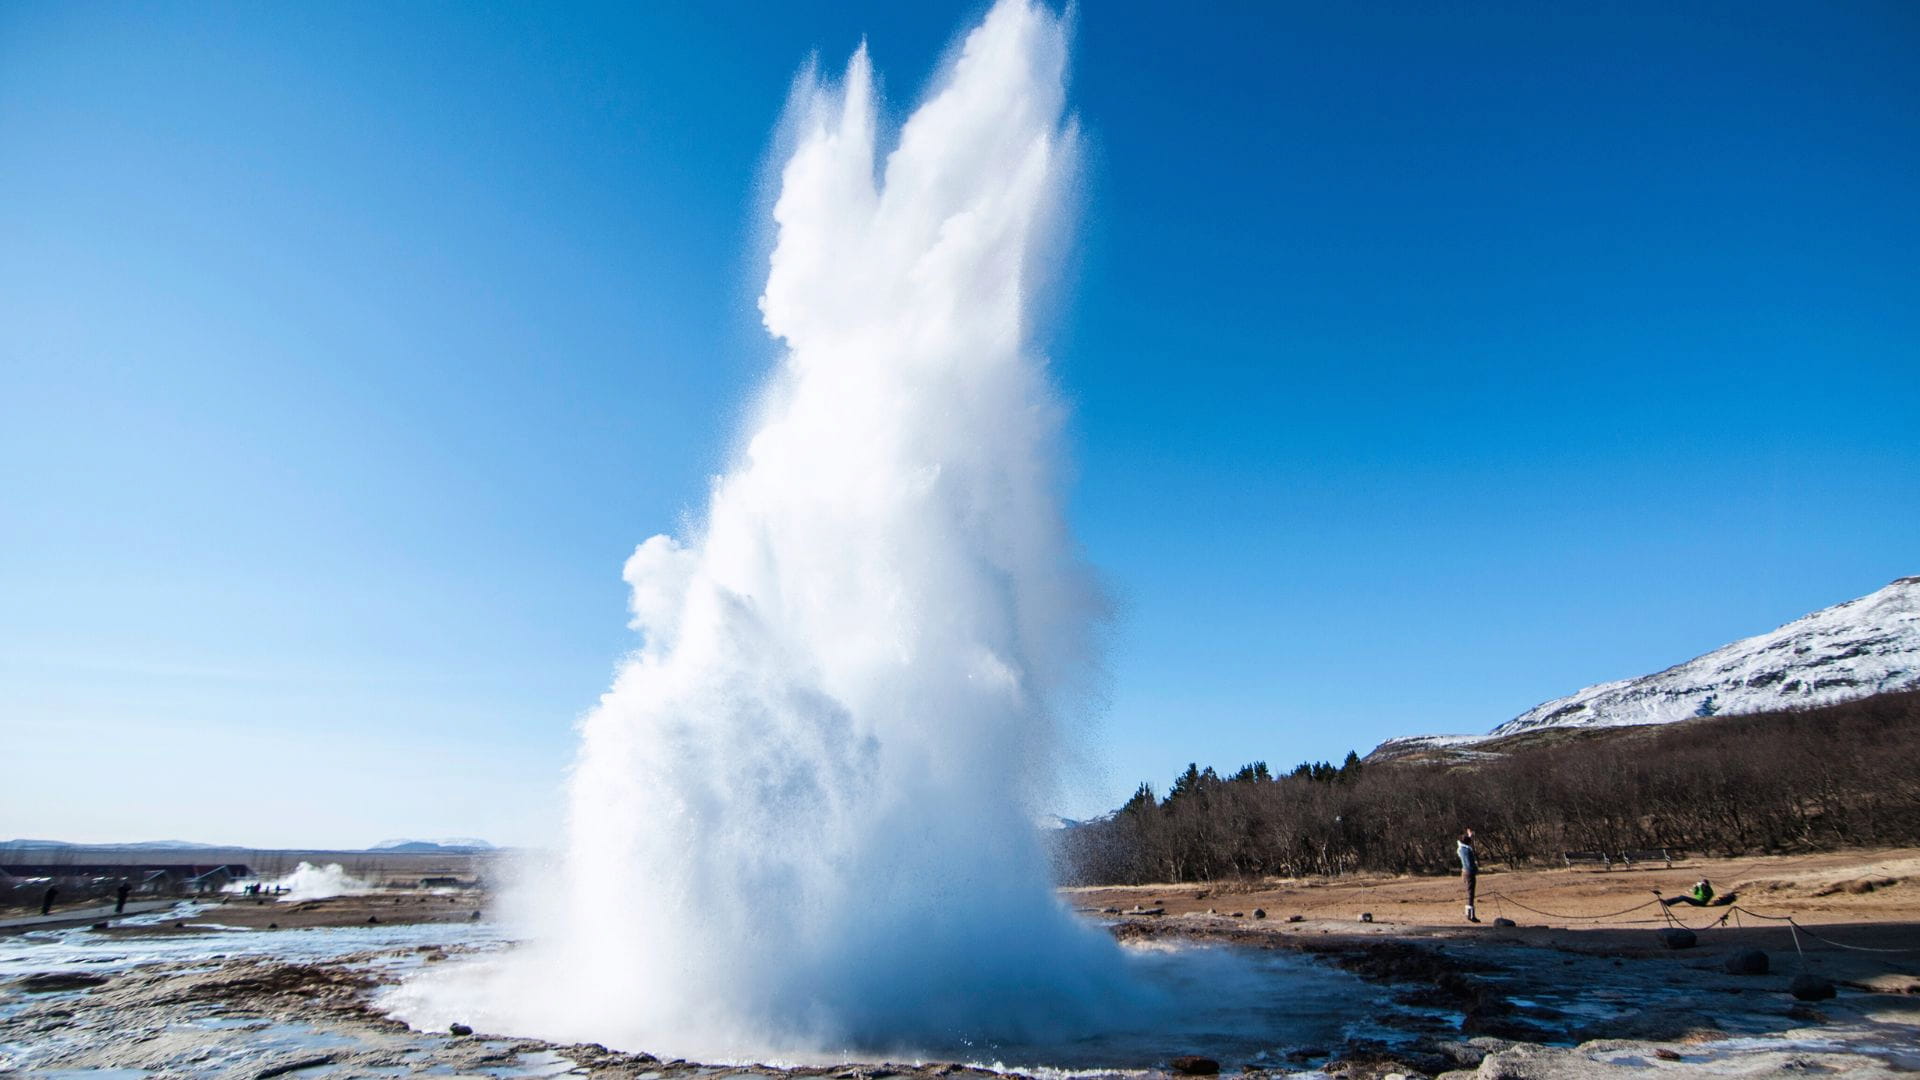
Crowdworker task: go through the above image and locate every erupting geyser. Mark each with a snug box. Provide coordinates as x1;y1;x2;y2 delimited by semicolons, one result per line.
393;0;1137;1060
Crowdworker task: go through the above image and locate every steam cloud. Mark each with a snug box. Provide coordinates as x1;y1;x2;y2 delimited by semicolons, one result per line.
274;862;369;902
392;0;1134;1059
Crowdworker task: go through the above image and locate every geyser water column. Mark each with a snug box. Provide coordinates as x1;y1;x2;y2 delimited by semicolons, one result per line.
396;0;1134;1060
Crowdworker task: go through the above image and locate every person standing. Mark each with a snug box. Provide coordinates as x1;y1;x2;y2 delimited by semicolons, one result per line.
115;882;132;914
40;885;58;916
1458;829;1479;923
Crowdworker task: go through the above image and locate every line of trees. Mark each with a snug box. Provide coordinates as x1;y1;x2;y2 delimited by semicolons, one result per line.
1061;689;1920;885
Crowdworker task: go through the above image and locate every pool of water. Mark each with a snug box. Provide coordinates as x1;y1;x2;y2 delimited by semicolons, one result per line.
904;941;1431;1072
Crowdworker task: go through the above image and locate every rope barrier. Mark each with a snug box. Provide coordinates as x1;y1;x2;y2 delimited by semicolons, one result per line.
1726;904;1792;921
1783;919;1920;954
1482;891;1664;921
1464;890;1917;956
1658;908;1736;932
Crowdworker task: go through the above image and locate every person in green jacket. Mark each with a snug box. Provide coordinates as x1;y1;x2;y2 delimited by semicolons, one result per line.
1662;879;1715;907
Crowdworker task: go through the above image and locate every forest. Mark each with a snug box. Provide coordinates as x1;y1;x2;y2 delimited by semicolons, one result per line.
1061;688;1920;884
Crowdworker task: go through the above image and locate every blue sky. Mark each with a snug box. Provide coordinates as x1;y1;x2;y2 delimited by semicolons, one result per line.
3;2;1915;848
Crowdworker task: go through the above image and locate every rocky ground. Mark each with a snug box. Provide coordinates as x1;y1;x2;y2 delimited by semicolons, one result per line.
103;890;486;934
4;851;1917;1077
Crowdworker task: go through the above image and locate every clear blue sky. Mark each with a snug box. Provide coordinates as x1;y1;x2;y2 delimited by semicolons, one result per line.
3;2;1915;848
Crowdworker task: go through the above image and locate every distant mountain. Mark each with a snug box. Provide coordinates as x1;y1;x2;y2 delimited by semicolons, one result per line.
368;838;495;853
1039;813;1113;831
1;839;227;850
1371;575;1919;761
3;838;497;855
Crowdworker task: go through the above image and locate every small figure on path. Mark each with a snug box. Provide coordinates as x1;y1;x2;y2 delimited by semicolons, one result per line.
40;885;58;916
115;882;131;913
1458;828;1479;923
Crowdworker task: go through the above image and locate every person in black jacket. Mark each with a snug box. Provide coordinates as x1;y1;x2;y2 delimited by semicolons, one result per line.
1458;829;1479;923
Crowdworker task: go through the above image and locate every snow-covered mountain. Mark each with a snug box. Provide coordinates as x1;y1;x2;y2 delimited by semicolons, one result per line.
1372;576;1919;759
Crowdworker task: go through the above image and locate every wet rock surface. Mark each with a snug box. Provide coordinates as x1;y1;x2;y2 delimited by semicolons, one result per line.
1790;973;1838;1000
4;907;1917;1078
1111;910;1917;1076
1658;927;1697;949
13;971;111;993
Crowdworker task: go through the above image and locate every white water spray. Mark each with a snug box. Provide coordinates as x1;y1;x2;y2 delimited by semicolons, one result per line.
395;0;1134;1058
272;862;368;902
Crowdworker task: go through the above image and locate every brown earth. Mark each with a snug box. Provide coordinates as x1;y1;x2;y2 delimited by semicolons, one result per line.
101;889;486;935
1066;847;1920;936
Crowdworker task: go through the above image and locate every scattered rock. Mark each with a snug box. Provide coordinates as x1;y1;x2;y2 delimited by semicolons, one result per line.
1167;1055;1219;1075
1252;908;1266;919
91;921;110;930
449;1022;473;1036
1230;912;1244;918
1101;906;1120;914
1493;917;1517;928
1653;1048;1682;1061
1360;912;1373;923
255;1055;336;1078
366;916;379;924
16;972;110;993
1786;1004;1830;1023
1724;949;1769;975
1789;974;1835;1001
1287;915;1304;923
1658;928;1696;949
267;922;278;929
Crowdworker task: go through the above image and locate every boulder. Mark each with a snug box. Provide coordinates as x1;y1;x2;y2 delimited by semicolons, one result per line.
1790;974;1836;1001
1252;908;1266;919
1167;1056;1218;1075
1360;912;1374;923
1493;917;1517;928
17;972;110;993
449;1022;473;1036
1658;928;1696;949
1724;949;1769;975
